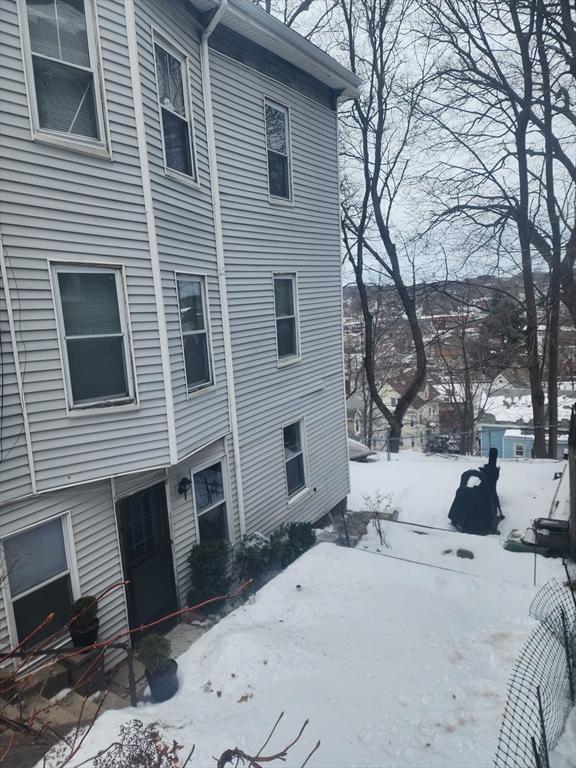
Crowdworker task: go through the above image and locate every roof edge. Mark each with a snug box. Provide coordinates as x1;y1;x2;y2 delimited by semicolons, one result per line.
194;0;362;101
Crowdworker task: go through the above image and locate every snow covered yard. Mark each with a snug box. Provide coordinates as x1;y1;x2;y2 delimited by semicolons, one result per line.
45;451;572;768
54;544;539;768
349;451;568;587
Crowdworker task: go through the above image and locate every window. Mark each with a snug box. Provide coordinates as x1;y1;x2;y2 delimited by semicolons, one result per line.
390;397;397;407
274;274;299;360
154;41;196;179
514;444;525;457
265;101;291;200
176;275;212;391
21;0;105;145
53;265;134;408
3;518;73;647
283;420;306;498
193;462;228;541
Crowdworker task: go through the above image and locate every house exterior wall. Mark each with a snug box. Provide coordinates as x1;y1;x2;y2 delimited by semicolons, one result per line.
209;47;350;533
134;0;232;460
0;0;352;663
0;480;127;669
0;0;172;494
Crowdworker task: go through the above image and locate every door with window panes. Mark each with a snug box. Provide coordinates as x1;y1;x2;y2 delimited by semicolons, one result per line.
117;484;178;638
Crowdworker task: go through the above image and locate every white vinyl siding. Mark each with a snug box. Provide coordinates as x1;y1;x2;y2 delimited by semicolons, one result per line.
274;273;299;362
265;100;291;200
52;264;135;409
19;0;108;150
175;275;213;392
153;38;196;181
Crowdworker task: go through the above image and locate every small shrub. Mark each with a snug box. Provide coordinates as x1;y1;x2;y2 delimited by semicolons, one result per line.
187;539;232;608
137;634;172;677
270;522;316;568
236;532;272;579
70;596;98;630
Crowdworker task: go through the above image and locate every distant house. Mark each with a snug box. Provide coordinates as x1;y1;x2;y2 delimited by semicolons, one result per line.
479;426;568;459
364;379;440;451
0;0;360;666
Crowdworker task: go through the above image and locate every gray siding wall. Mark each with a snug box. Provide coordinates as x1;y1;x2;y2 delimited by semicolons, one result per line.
134;0;231;460
209;51;350;533
0;0;171;495
0;481;127;669
0;278;32;503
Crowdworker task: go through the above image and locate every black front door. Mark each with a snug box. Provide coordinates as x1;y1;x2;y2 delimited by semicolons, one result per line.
117;483;178;639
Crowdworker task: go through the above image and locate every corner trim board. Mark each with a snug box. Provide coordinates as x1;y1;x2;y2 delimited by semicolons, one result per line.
124;0;178;465
0;232;37;494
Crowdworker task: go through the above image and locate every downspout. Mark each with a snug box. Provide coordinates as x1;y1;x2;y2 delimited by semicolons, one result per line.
200;0;247;539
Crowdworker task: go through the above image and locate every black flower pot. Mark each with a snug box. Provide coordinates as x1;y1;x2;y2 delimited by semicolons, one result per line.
69;619;99;648
146;659;179;702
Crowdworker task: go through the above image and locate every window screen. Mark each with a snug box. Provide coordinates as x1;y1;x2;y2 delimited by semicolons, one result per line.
25;0;100;140
155;43;195;178
265;103;290;199
274;275;298;359
176;276;212;390
56;268;132;406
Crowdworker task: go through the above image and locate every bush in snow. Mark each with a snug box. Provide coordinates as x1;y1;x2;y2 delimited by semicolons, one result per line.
91;719;184;767
187;539;232;609
236;532;272;579
270;522;316;568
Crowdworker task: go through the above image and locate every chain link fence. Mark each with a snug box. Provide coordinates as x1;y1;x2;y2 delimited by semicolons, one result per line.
494;561;576;768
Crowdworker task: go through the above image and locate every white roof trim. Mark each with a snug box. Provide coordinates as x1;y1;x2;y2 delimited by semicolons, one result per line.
189;0;362;101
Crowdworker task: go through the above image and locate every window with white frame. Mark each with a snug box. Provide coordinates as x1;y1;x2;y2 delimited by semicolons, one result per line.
283;420;306;498
21;0;105;144
3;518;74;647
193;462;228;541
154;41;196;179
176;275;212;391
514;444;526;457
274;274;298;360
53;265;134;408
265;101;291;199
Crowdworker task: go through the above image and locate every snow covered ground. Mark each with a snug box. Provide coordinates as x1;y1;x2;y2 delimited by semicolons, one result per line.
45;452;572;768
54;545;540;768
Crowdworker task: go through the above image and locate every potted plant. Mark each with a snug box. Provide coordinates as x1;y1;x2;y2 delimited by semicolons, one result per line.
137;634;178;702
69;596;99;648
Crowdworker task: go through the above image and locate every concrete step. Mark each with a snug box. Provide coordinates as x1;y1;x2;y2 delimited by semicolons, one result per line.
91;689;130;713
17;663;69;700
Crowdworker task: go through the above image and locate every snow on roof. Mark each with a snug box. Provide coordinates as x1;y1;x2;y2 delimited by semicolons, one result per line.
485;393;576;424
504;429;526;438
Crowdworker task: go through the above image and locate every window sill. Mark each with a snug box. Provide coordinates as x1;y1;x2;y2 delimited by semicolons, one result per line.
277;355;301;369
165;166;201;189
186;382;216;399
287;486;310;506
268;195;295;208
32;130;111;160
67;402;139;418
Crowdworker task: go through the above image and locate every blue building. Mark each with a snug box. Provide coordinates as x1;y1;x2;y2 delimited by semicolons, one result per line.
479;425;568;459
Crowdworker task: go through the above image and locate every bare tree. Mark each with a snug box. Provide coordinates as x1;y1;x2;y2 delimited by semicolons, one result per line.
417;0;576;457
339;0;428;452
